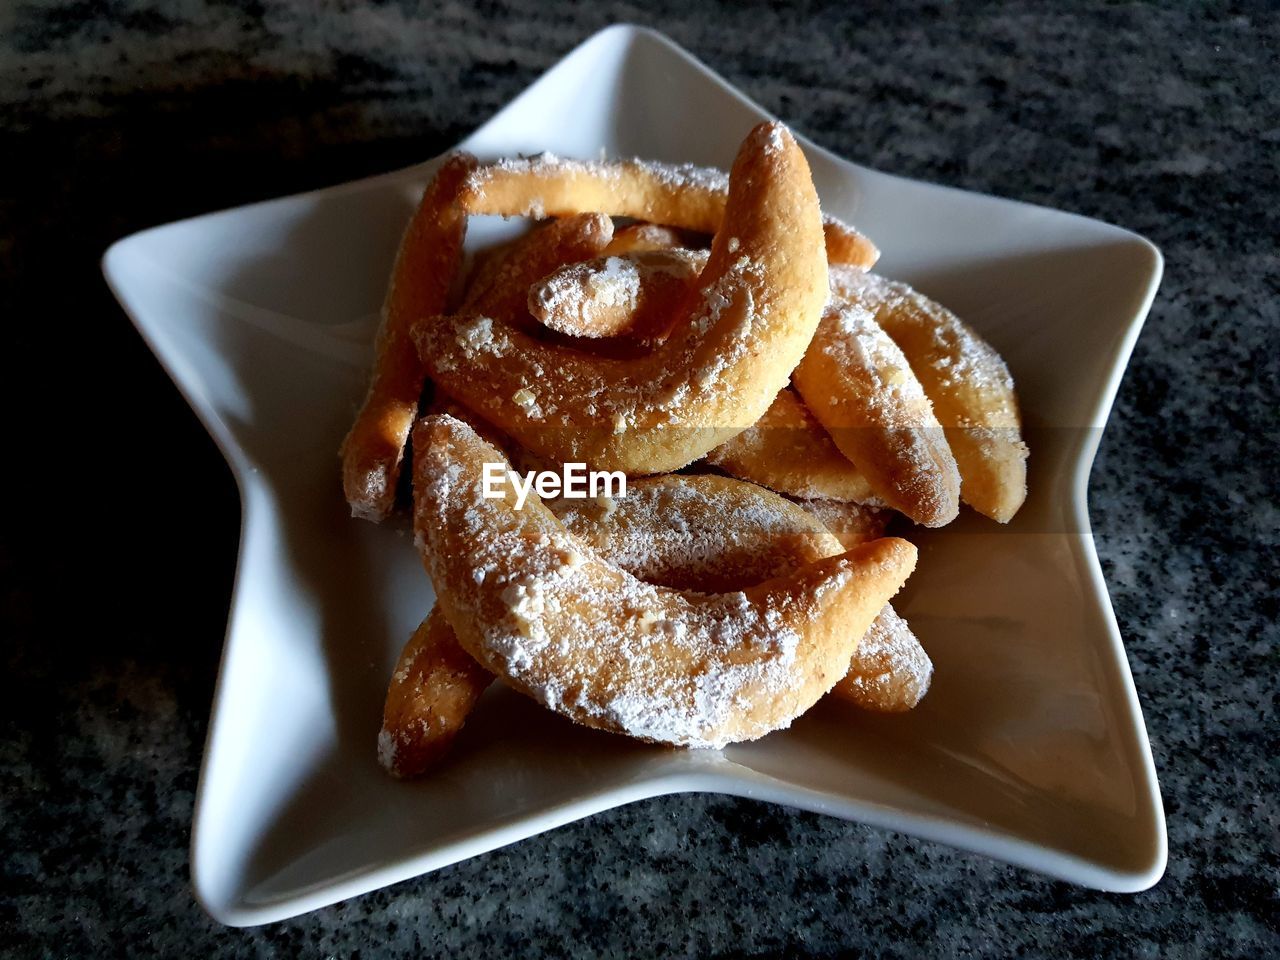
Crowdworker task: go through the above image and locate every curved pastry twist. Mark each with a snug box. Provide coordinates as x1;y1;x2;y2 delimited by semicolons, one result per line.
379;608;493;778
382;465;926;776
414;122;830;475
550;474;847;593
340;153;476;521
412;414;916;748
551;476;929;713
793;498;892;549
831;267;1028;522
830;604;932;711
793;296;961;527
461;151;878;268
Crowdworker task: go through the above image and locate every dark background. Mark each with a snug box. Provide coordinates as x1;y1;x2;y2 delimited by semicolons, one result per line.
2;1;1277;956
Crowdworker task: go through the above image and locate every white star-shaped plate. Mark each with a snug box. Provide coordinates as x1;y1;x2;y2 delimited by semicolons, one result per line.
104;25;1166;926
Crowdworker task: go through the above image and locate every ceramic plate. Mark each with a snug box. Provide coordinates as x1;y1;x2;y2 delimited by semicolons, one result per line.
103;25;1166;926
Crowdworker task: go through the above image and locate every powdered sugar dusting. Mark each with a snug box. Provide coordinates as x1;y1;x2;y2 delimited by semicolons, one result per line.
838;605;933;709
455;314;508;359
796;289;959;520
466;153;729;214
529;256;641;333
415;252;769;441
828;267;1028;521
819;296;933;432
528;247;711;339
831;266;1018;422
792;499;891;548
549;476;930;715
376;727;398;770
550;476;840;592
758;121;789;156
416;420;865;748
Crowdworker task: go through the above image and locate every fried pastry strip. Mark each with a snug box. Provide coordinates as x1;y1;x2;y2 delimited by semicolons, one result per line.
705;388;879;503
378;609;493;778
527;248;707;341
793;296;961;527
381;468;929;776
412;415;916;747
551;476;929;713
340;153;476;522
828;603;932;712
415;122;829;475
602;222;688;255
831;267;1029;522
461;151;877;268
792;498;893;549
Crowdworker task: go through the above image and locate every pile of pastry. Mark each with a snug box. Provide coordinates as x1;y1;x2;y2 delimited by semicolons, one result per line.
339;122;1028;778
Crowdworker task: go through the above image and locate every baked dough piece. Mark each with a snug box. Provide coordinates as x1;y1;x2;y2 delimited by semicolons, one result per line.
460;212;614;322
793;296;960;527
528;248;707;342
411;414;916;748
828;604;932;712
378;608;493;778
792;498;893;549
517;255;1026;524
705;388;879;503
340;153;476;521
602;222;688;255
381;469;931;776
551;474;846;594
831;267;1029;522
551;476;930;713
461;152;878;268
414;122;829;475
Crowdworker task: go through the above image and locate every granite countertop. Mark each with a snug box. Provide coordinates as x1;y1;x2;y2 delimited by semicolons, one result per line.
2;2;1276;956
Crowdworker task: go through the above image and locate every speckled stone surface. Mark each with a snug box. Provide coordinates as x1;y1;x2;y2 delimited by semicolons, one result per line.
1;2;1276;956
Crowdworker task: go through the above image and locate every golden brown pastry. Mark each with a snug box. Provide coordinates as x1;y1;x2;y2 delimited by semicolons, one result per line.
412;415;917;748
832;266;1028;522
414;123;830;475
